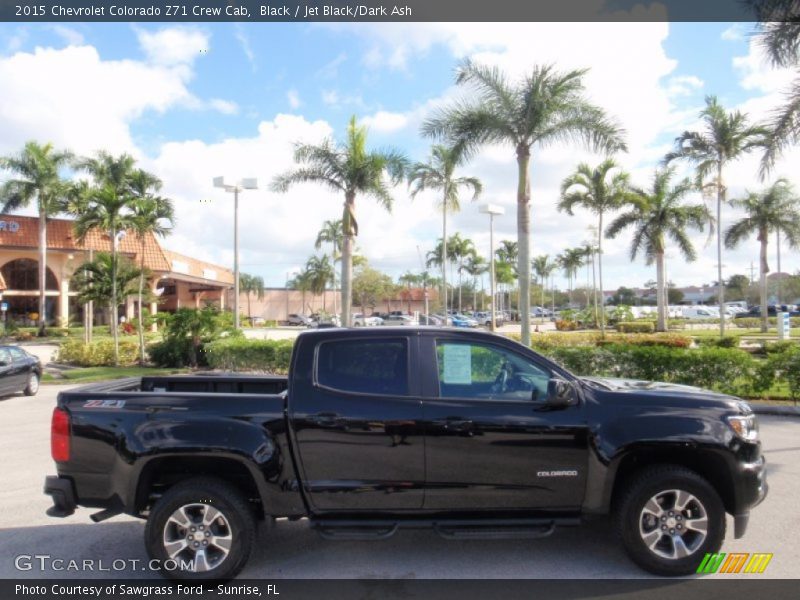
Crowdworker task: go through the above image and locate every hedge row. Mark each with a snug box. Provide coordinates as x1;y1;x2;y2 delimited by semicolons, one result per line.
204;338;294;374
733;317;800;329
57;339;140;366
540;344;793;398
518;332;693;351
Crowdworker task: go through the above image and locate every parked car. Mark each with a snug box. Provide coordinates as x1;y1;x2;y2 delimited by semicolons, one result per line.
734;305;800;319
46;328;767;580
475;312;505;327
311;313;341;328
353;313;383;327
681;307;719;320
0;345;41;397
286;313;312;327
418;314;443;326
381;314;418;326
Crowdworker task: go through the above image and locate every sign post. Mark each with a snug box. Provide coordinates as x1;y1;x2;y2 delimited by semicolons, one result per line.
778;312;790;340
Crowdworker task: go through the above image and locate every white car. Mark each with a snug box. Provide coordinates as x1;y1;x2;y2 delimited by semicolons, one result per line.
353;313;383;326
382;314;418;326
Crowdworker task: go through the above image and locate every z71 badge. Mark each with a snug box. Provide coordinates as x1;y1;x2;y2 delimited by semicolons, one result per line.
83;399;126;408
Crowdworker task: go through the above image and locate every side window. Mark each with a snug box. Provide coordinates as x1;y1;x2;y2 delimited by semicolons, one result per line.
317;339;409;396
436;341;550;402
0;348;11;364
8;347;26;362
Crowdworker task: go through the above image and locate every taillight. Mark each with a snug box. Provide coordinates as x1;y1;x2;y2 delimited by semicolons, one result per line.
51;407;70;462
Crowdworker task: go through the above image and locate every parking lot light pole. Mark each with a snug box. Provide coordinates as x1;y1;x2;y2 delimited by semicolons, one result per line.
480;204;505;332
214;177;258;330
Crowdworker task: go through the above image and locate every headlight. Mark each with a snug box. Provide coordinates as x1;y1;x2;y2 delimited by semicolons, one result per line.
727;414;759;442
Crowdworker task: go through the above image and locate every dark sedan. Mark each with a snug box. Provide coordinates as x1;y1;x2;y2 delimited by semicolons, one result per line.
0;345;41;397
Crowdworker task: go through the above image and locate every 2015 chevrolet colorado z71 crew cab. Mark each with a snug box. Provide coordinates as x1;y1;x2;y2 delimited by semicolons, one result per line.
45;327;767;579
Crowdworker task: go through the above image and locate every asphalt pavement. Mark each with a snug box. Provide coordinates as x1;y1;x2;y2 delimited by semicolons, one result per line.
0;383;797;579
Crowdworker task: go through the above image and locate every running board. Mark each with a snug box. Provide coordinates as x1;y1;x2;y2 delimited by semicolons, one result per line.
311;517;578;541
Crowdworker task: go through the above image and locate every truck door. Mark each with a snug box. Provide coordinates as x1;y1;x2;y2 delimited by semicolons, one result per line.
288;335;424;511
421;336;588;510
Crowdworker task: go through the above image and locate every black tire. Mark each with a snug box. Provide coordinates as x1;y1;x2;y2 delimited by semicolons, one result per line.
144;477;256;581
615;465;725;576
24;371;39;396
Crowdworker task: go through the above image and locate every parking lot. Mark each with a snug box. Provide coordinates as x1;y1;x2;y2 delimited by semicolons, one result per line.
1;384;798;579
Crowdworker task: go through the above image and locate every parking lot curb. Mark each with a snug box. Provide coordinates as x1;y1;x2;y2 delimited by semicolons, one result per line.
751;404;800;417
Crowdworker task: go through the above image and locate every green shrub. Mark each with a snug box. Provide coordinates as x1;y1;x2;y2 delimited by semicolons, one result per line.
696;335;738;349
768;347;800;402
762;340;797;355
148;338;206;368
554;319;579;331
734;316;800;329
57;339;139;366
205;338;294;373
617;321;655;334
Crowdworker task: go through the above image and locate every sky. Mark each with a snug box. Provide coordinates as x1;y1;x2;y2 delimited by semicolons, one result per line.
0;17;798;292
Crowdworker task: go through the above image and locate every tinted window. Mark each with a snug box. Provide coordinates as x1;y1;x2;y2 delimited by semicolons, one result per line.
436;341;550;402
0;348;11;364
8;347;27;361
317;339;408;396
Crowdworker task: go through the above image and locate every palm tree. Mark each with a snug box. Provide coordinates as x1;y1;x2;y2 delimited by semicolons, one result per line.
426;238;455;311
724;179;800;332
495;240;519;313
408;145;482;315
288;269;314;315
749;0;800;174
129;170;174;365
314;218;343;313
448;233;476;313
271;116;406;326
558;248;585;308
532;254;556;322
0;142;73;335
463;253;488;310
73;152;138;365
70;252;142;328
423;60;626;345
664;96;768;336
239;273;266;326
559;159;630;335
305;255;335;311
607;169;711;332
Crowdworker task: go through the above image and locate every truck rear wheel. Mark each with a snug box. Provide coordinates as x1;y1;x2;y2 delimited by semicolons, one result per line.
144;477;255;581
616;465;725;576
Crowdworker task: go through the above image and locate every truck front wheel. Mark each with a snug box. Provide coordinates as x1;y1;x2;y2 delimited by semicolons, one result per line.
144;478;256;581
616;465;726;576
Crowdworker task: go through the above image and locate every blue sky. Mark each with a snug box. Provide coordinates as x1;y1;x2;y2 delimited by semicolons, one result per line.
1;20;797;292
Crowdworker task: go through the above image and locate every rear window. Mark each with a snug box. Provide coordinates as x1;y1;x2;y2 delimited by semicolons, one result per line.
316;339;409;396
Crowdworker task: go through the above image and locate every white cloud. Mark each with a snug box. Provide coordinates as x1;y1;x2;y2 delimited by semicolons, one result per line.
721;23;747;42
134;26;209;67
208;98;239;115
287;89;301;109
316;52;347;79
665;75;704;97
233;24;256;71
50;25;84;46
733;36;795;93
361;110;408;133
321;89;364;109
3;28;28;54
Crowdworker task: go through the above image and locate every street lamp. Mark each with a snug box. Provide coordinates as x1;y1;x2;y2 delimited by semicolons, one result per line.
213;176;258;330
479;203;505;332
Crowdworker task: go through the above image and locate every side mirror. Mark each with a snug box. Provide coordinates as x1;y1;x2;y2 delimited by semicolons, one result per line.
546;378;578;407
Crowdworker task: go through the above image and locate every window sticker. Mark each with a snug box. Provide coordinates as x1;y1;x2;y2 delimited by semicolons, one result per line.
442;344;472;384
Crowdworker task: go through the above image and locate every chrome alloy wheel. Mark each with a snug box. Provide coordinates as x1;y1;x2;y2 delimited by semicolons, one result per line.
28;373;39;394
639;489;709;560
162;503;233;572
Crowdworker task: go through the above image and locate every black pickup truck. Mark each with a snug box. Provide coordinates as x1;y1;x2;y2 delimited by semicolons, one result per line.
45;327;767;580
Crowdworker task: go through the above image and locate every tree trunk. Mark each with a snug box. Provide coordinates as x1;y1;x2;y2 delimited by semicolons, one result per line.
458;263;462;313
598;212;606;337
341;193;356;326
656;251;667;332
516;147;532;345
247;293;252;325
716;162;726;336
759;229;769;334
442;192;447;315
137;237;146;366
37;208;48;336
110;228;119;366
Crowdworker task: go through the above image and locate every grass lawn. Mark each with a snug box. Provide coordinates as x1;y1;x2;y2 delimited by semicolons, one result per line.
689;327;800;340
43;366;188;385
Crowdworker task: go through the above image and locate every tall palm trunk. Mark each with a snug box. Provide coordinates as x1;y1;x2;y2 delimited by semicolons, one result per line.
458;262;463;313
517;147;532;345
110;227;119;366
247;293;252;325
331;243;338;316
340;193;355;326
598;212;606;337
655;251;667;332
442;194;447;315
758;228;769;334
591;248;598;326
137;237;146;366
37;208;48;336
716;162;726;336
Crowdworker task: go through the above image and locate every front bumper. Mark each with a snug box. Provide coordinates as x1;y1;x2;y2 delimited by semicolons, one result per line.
732;456;768;539
44;475;76;517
